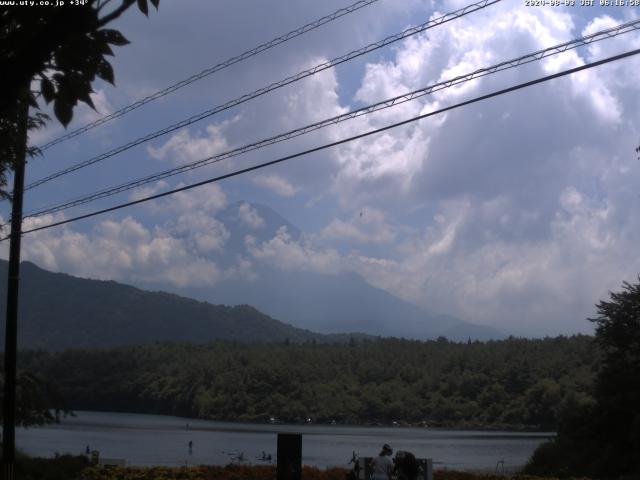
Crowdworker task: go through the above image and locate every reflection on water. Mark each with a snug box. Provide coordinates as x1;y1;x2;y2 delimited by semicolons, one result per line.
17;411;553;471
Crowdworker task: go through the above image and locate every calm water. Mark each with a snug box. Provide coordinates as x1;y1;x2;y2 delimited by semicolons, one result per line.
17;411;553;471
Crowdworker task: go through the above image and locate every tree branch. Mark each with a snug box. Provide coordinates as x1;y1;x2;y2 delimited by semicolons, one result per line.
97;0;116;13
97;0;136;27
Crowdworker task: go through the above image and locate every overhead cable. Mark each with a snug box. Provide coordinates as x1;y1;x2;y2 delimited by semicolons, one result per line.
36;0;382;152
24;0;500;192
7;47;639;240
21;19;640;220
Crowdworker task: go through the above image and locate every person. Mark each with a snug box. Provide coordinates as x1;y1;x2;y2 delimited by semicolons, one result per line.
371;443;393;480
347;451;360;480
85;445;90;455
188;440;193;452
393;450;418;480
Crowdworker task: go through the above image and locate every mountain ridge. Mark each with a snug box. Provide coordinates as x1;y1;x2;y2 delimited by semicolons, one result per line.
0;260;369;350
156;201;505;341
0;203;504;348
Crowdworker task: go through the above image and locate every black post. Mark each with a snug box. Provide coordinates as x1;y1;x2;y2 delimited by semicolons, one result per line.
277;433;302;480
2;98;28;480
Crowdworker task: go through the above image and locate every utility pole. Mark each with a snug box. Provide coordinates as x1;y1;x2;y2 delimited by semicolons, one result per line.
2;97;28;480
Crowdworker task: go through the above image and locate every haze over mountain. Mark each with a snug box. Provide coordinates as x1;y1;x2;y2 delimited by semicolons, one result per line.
1;202;503;346
140;202;504;341
1;207;503;351
0;260;359;350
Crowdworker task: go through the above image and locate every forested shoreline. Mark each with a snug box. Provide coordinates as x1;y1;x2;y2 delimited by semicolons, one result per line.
20;335;595;430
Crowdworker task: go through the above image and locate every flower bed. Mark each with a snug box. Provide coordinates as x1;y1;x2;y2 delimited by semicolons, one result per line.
77;464;592;480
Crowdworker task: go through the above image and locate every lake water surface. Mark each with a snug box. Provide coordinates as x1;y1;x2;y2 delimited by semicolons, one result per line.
17;411;553;472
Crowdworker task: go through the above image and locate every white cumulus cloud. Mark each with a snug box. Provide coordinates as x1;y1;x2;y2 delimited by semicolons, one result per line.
252;173;299;197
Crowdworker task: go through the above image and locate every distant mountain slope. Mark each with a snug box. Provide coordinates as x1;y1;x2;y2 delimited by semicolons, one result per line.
184;268;504;341
171;202;504;341
190;269;450;337
0;203;504;348
0;260;340;350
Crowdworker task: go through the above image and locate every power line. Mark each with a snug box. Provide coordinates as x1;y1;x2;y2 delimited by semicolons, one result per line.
20;18;640;220
23;0;500;193
7;47;639;240
36;0;382;152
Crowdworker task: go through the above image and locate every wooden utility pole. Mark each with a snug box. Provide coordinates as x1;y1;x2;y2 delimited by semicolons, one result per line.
2;98;28;480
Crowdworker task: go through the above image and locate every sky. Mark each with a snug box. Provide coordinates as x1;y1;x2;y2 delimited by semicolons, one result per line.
2;0;640;337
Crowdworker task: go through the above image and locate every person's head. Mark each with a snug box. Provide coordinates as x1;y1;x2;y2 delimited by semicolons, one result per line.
380;443;393;456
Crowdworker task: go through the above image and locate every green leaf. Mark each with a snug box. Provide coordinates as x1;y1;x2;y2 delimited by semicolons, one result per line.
94;40;114;57
137;0;148;16
40;77;55;103
98;29;130;46
96;58;115;85
53;98;73;127
78;87;95;110
80;52;102;80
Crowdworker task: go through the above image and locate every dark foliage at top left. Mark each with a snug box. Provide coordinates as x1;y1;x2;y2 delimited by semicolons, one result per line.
0;0;159;197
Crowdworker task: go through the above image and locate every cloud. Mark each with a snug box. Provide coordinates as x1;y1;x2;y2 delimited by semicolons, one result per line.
326;3;633;206
290;3;640;336
163;213;230;255
13;2;640;339
142;60;349;203
340;182;640;336
27;88;115;146
238;202;265;229
169;183;227;213
280;58;348;127
252;173;299;197
129;180;170;202
147;117;238;165
321;209;397;245
246;227;342;275
130;182;227;217
17;213;229;289
82;89;113;121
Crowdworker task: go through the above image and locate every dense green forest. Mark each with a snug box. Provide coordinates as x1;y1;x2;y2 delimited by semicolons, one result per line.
20;335;595;430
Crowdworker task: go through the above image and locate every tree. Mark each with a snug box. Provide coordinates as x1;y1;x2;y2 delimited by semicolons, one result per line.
1;2;160;476
525;278;640;477
0;0;159;196
587;279;640;475
0;370;68;427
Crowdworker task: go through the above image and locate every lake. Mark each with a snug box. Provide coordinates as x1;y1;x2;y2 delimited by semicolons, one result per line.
17;411;553;472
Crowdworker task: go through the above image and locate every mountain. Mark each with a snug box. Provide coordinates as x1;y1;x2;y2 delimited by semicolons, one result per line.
183;269;503;340
0;203;503;348
168;202;504;341
0;260;357;351
186;269;447;337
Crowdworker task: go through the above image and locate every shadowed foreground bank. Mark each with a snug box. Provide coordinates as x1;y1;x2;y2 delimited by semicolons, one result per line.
13;455;592;480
